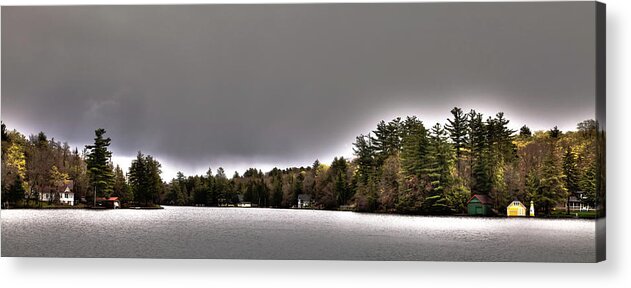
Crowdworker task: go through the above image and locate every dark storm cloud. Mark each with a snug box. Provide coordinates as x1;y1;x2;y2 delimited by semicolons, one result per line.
2;3;597;177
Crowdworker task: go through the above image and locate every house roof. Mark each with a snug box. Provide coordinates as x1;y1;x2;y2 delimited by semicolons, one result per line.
96;197;120;201
41;179;74;193
297;194;311;201
508;200;526;208
467;194;493;205
568;196;581;202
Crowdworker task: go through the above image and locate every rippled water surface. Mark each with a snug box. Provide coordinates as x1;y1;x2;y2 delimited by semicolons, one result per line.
1;206;596;261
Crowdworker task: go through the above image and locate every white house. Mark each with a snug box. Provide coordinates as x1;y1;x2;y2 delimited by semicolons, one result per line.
39;180;74;206
567;191;591;211
297;194;312;208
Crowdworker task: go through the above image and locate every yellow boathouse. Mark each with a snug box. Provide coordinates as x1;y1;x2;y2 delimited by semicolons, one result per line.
507;200;527;217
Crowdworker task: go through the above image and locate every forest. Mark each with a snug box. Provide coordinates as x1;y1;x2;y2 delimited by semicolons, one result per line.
1;107;600;216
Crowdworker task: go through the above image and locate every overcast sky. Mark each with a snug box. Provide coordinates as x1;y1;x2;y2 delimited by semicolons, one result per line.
1;3;597;179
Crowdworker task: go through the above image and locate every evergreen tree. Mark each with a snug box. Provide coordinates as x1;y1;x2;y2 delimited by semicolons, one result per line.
421;123;454;215
468;110;490;195
525;167;540;206
1;122;7;142
445;107;468;175
215;167;230;206
84;128;114;199
519;125;532;138
293;171;304;198
549;126;562;139
113;165;131;203
128;151;163;206
428;123;453;191
7;175;26;206
128;151;148;205
562;148;580;202
145;155;163;205
371;118;402;168
270;174;283;207
167;173;188;206
312;159;321;173
353;134;375;185
330;157;351;206
486;112;516;208
537;148;567;216
400;116;428;178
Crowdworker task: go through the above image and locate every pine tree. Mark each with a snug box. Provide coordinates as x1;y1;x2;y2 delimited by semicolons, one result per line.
84;128;114;199
8;175;26;207
537;148;567;216
330;157;351;206
371;118;402;168
128;151;148;205
127;151;163;206
397;116;430;213
421;123;454;215
549;126;562;139
400;116;428;177
353;134;375;185
468;110;490;195
519;125;532;138
113;165;131;203
562;148;580;213
525;167;540;205
145;155;163;205
312;159;321;173
486;112;516;208
271;174;283;207
1;122;7;142
445;107;468;176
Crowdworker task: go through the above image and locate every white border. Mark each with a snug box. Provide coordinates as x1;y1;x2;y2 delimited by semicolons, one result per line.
1;1;629;287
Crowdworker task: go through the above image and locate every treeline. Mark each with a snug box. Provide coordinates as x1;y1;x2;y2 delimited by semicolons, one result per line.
1;107;599;215
161;108;599;216
165;157;354;210
2;124;90;206
1;125;163;207
349;109;599;216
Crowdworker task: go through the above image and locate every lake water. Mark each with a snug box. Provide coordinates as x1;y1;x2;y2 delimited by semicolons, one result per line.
1;206;597;262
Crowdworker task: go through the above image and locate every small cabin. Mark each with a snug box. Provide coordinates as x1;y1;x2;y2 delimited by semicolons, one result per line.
96;197;120;209
467;194;493;216
297;194;312;208
507;200;526;217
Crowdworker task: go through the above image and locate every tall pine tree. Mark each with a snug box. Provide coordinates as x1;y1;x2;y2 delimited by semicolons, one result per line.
468;110;490;195
445;107;468;176
353;134;375;185
421;123;454;215
84;128;114;200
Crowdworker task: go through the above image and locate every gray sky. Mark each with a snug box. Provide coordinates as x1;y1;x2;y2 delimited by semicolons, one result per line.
1;3;597;179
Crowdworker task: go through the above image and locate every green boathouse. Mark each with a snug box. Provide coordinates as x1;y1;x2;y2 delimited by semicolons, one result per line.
467;194;493;216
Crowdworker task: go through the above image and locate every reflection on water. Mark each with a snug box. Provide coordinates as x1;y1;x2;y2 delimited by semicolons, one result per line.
1;206;596;262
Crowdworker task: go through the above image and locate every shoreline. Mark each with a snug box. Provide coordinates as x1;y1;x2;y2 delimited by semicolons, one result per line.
1;205;597;219
1;206;164;210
